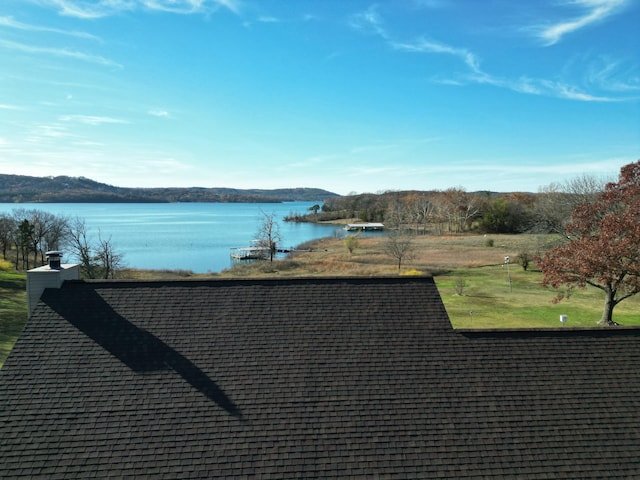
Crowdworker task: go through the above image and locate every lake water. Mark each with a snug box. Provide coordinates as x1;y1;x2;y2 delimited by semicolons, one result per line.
0;202;342;273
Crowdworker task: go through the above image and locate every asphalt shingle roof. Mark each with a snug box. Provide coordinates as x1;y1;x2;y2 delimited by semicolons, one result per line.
1;276;639;478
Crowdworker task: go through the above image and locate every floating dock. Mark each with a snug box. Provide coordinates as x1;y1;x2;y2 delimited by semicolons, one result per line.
230;245;269;260
344;223;384;232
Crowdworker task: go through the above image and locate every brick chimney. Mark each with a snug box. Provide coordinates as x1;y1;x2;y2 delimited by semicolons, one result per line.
27;251;80;316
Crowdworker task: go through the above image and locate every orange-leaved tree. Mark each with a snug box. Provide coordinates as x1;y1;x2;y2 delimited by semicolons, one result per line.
537;160;640;325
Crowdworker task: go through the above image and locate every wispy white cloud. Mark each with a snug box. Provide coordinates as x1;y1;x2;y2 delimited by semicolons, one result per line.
532;0;629;46
31;0;133;19
413;0;449;9
30;123;75;140
148;109;171;118
393;37;614;101
0;15;102;41
288;137;443;174
0;129;197;187
585;56;640;92
438;156;628;182
332;154;629;193
412;0;449;8
257;15;281;23
349;5;390;40
59;114;130;125
325;51;344;62
537;79;616;101
211;0;241;15
353;7;627;102
34;0;241;18
0;103;23;110
392;38;482;75
140;0;230;15
0;39;122;68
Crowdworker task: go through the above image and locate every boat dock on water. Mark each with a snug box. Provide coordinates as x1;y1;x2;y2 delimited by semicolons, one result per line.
230;242;312;261
344;222;384;232
230;246;270;260
230;239;270;260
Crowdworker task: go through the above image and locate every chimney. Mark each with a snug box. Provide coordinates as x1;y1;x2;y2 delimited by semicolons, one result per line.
46;250;62;269
27;251;80;316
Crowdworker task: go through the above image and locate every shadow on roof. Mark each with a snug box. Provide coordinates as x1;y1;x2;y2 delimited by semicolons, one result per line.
43;287;242;418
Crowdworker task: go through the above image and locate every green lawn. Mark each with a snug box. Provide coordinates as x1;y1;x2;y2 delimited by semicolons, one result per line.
437;266;640;329
0;272;27;367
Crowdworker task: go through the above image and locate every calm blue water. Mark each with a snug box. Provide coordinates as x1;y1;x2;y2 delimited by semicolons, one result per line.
0;202;340;273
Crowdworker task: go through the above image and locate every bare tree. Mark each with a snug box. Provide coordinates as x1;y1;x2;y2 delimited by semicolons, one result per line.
66;217;97;278
531;174;609;235
384;193;411;229
430;188;481;233
383;229;415;271
255;211;281;263
66;218;124;278
408;192;435;234
29;210;55;265
565;173;609;201
96;232;124;279
44;214;70;253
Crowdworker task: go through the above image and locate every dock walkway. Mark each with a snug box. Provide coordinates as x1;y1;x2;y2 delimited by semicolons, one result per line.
344;223;384;232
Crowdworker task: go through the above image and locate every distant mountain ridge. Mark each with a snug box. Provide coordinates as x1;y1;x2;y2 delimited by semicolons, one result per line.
0;174;340;203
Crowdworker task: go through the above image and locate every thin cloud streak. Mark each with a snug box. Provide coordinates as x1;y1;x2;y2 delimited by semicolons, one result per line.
0;39;122;68
350;4;634;102
257;16;281;23
29;124;76;140
339;156;630;193
349;5;390;40
36;0;242;18
393;38;479;70
148;109;171;118
394;38;618;101
389;33;624;101
59;115;130;125
585;57;640;93
533;0;629;46
0;15;102;41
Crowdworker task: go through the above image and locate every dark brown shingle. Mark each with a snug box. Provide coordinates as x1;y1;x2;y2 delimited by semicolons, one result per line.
1;276;639;478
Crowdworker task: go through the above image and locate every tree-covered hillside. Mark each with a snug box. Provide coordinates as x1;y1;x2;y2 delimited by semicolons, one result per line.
0;175;339;203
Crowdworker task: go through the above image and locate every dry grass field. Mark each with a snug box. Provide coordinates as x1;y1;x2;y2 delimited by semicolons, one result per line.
222;233;555;277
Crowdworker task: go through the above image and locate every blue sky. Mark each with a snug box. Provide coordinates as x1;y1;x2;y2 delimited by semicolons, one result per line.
0;0;638;195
